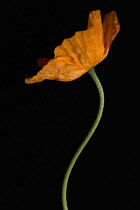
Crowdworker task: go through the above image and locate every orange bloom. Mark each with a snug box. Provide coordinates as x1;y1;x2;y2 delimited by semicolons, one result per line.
25;10;120;84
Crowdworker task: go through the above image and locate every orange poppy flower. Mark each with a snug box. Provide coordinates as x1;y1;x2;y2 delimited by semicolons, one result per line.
25;10;120;84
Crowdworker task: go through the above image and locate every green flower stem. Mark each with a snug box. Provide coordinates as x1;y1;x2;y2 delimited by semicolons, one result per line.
62;68;104;210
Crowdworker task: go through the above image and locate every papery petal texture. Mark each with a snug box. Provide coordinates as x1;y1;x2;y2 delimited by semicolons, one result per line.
25;10;120;84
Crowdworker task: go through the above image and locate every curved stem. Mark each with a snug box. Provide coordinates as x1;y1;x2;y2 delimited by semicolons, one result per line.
62;68;104;210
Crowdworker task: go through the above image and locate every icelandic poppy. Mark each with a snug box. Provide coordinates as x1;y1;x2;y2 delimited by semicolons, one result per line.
25;10;120;84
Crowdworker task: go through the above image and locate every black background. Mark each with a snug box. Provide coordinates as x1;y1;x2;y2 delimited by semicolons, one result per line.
1;1;139;209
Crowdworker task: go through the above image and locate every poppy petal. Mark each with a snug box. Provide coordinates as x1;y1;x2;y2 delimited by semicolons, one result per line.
55;10;104;69
102;11;120;56
25;57;87;83
25;10;120;84
37;58;52;67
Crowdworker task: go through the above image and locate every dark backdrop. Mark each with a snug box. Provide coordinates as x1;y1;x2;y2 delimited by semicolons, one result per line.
1;1;138;209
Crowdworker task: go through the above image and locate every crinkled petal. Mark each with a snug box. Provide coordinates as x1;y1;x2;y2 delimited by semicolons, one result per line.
102;11;120;57
25;10;120;84
25;57;87;83
55;10;104;69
